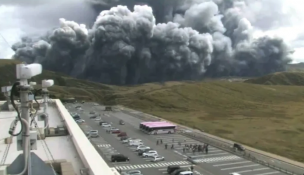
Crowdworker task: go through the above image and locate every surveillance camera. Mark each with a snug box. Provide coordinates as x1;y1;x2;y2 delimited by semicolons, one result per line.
16;64;42;79
42;79;54;88
29;82;37;86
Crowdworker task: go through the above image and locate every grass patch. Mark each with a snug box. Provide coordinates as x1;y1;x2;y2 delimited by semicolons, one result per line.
245;71;304;85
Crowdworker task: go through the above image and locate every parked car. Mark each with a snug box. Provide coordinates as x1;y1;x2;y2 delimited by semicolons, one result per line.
171;168;188;175
136;146;151;151
230;173;241;175
72;115;81;120
167;165;181;174
142;150;157;157
89;115;97;119
120;136;129;141
106;127;120;133
129;139;142;143
111;154;129;162
129;141;144;147
177;171;193;175
111;128;121;134
86;130;99;138
99;121;106;125
122;137;133;143
151;155;165;162
94;117;102;121
122;170;142;175
119;120;125;125
138;148;152;156
117;132;127;137
101;123;111;127
75;119;85;123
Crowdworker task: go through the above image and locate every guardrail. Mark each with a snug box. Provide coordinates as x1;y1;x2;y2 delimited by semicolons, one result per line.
117;106;304;175
55;99;116;175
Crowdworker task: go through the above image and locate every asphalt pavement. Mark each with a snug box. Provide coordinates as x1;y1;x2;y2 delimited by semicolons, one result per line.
65;102;288;175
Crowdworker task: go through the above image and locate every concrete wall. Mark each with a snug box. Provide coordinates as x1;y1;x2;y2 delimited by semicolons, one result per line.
55;100;119;175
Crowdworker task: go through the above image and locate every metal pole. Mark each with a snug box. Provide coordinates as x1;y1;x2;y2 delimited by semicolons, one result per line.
43;93;47;113
20;88;31;175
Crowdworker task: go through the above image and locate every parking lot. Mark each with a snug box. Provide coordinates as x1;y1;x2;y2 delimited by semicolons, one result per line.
65;102;287;175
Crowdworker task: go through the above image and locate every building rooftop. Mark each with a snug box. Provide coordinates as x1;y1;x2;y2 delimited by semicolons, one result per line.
0;104;83;174
0;99;118;175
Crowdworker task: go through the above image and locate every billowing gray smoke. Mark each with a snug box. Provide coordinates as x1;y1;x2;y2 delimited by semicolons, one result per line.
12;0;293;85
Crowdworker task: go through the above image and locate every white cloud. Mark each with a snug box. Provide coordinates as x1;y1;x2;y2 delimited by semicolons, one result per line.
0;6;23;58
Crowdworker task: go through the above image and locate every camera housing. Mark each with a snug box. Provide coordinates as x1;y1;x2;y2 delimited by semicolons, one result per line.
42;80;54;88
16;64;42;80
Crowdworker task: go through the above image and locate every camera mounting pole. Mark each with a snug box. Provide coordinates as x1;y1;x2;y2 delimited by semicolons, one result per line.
15;63;42;175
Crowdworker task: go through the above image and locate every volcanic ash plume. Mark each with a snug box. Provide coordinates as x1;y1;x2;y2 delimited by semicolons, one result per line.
12;1;293;85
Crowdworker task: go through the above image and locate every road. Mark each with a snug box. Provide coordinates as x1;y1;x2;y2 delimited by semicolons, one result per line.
65;102;288;175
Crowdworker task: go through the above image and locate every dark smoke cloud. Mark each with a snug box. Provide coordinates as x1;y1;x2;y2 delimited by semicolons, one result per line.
12;0;293;85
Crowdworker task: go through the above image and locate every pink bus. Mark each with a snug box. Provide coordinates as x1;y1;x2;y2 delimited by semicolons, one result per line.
139;121;176;134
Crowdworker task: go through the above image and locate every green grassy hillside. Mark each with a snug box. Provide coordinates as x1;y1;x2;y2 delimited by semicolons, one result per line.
245;72;304;85
287;62;304;72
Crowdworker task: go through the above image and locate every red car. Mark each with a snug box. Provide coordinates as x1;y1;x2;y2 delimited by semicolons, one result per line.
117;132;127;137
111;129;121;134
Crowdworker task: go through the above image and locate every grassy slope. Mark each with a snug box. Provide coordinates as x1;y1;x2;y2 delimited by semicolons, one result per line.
245;72;304;85
287;63;304;72
1;59;304;162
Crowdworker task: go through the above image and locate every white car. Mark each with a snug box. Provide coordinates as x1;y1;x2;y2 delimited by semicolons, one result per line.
101;123;111;127
129;139;142;143
106;127;118;132
94;117;102;121
179;171;194;175
230;173;241;175
136;146;150;151
129;141;143;147
151;155;165;162
142;150;158;157
122;170;143;175
75;119;85;123
122;138;134;143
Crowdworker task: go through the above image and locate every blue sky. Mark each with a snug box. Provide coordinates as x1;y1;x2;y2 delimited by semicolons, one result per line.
0;0;304;63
